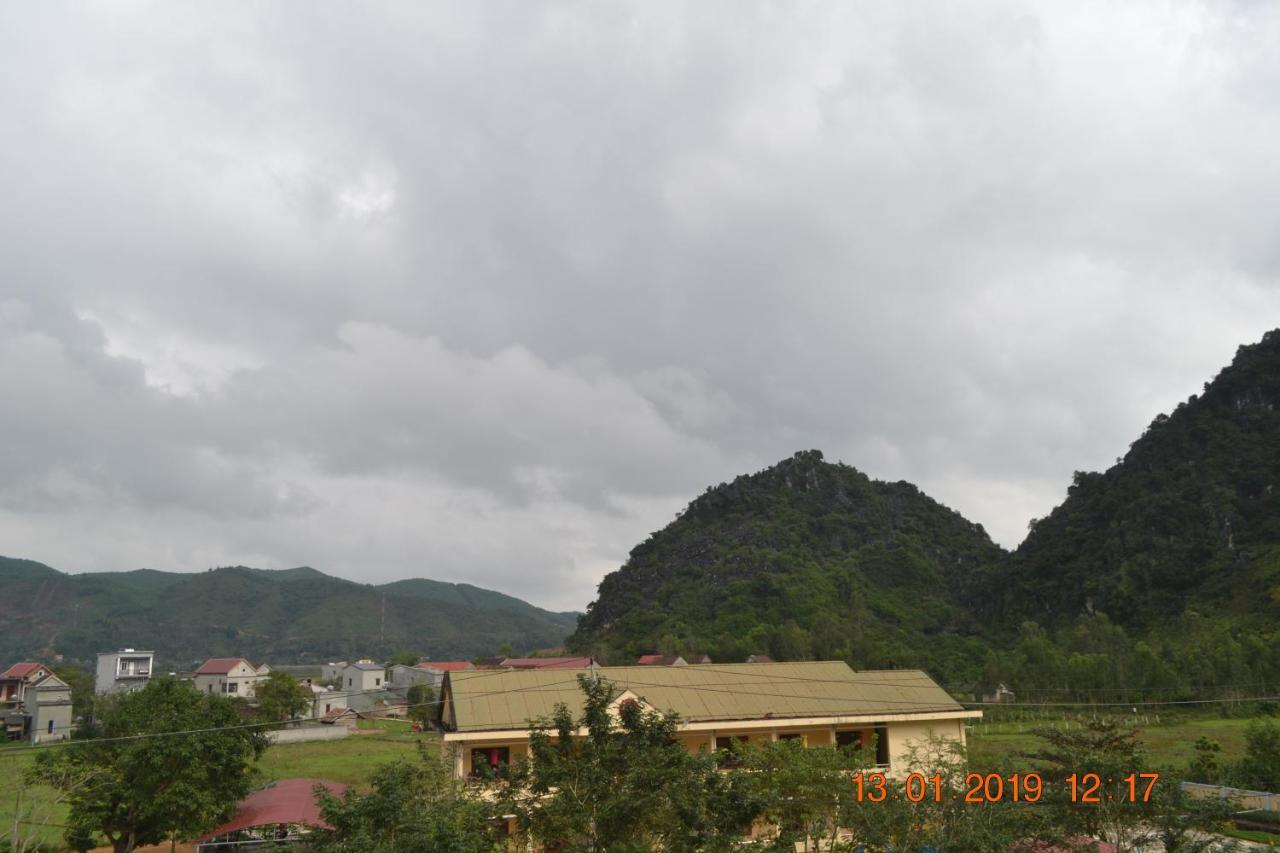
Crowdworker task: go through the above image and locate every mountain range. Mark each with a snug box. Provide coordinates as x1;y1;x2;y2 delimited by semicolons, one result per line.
0;558;578;668
570;329;1280;697
6;329;1278;697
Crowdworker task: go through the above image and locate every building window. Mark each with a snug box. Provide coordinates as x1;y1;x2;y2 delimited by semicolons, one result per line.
227;683;238;694
348;677;353;687
715;735;749;768
778;733;806;746
48;719;54;733
836;730;863;750
375;678;381;687
470;747;510;779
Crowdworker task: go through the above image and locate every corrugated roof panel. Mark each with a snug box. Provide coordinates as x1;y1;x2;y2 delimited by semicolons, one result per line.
446;662;964;732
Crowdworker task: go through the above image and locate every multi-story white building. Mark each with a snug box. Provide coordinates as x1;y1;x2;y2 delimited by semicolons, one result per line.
95;649;154;694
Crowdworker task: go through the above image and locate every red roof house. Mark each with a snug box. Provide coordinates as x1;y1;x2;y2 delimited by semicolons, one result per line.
0;662;52;704
195;778;346;847
195;658;254;675
499;656;594;669
414;661;475;672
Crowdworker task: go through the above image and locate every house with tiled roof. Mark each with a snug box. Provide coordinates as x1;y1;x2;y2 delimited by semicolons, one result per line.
499;656;595;669
439;661;979;782
636;654;687;667
0;661;71;743
0;662;53;705
193;658;271;699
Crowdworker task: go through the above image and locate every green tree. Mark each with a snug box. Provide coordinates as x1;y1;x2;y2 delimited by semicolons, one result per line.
499;674;757;851
253;671;312;723
29;678;268;853
53;663;96;720
1187;737;1222;784
1023;720;1150;849
406;683;436;727
388;650;420;668
1231;719;1280;791
311;742;500;853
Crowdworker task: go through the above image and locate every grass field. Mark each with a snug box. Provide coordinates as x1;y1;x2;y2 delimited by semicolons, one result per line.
967;713;1259;771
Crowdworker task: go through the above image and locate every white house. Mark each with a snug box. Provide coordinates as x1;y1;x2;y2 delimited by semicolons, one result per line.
28;673;72;743
95;650;154;694
342;661;388;712
193;658;271;698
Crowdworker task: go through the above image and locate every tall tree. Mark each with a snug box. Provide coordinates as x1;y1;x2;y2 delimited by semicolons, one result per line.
311;742;500;853
405;683;436;728
499;675;757;851
253;671;312;723
30;678;268;853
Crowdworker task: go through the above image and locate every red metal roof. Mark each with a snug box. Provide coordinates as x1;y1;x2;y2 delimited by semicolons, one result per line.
195;658;250;675
500;656;593;669
195;778;346;842
414;661;474;672
1;662;47;680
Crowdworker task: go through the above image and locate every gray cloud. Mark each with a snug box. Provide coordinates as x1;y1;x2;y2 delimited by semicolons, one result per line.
2;1;1280;610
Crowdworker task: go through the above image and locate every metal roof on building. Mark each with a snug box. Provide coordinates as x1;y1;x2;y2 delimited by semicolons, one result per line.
444;661;964;733
195;779;345;843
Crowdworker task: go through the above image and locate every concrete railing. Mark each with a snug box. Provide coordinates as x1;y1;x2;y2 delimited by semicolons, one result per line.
1181;781;1280;812
266;724;350;744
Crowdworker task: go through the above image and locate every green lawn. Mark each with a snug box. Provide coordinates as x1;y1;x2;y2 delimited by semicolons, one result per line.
967;714;1259;771
254;722;430;788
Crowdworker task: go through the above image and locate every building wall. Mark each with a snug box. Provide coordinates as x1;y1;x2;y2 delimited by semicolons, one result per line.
446;718;968;781
30;685;72;743
95;652;154;694
884;718;967;775
193;661;268;698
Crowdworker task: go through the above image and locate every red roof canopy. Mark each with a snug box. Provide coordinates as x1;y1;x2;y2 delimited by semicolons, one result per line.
500;656;593;669
414;661;474;672
196;778;346;842
196;657;251;675
1;662;47;680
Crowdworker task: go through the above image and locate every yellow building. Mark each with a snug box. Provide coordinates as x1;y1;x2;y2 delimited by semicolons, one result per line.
438;660;979;779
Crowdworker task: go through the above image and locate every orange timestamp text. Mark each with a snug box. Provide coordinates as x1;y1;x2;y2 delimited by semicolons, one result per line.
851;771;1161;804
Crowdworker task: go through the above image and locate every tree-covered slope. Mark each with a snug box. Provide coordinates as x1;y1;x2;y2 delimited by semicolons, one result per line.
1006;329;1280;632
568;450;1007;683
0;559;578;669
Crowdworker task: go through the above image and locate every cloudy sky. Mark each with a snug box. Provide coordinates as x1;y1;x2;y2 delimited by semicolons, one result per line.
3;2;1279;611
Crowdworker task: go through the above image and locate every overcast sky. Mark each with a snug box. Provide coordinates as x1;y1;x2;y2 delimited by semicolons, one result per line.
3;2;1279;611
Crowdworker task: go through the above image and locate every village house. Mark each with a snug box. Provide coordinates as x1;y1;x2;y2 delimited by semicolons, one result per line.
0;661;54;704
438;661;979;782
0;662;72;743
636;654;687;666
95;649;154;693
341;661;388;712
498;656;594;669
193;658;271;698
390;660;475;693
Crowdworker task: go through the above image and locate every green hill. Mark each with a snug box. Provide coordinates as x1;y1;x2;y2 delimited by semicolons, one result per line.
568;450;1006;684
0;559;578;669
571;329;1280;699
1006;329;1280;632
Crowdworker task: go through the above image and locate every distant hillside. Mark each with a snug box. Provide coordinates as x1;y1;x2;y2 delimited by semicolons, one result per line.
570;329;1280;700
1007;329;1280;631
568;450;1006;684
0;558;578;669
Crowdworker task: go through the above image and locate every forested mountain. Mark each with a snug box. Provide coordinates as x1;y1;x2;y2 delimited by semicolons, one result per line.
1006;329;1280;631
0;558;578;669
571;330;1280;698
569;450;1006;684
